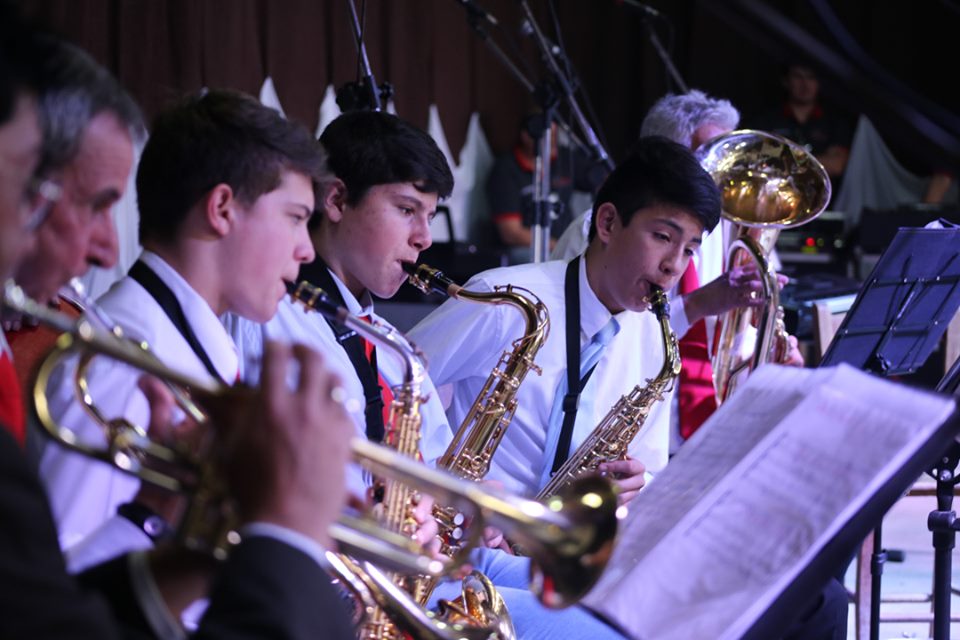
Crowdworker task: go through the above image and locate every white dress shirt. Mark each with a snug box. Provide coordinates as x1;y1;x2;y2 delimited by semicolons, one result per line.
39;251;240;566
408;256;674;497
226;268;452;497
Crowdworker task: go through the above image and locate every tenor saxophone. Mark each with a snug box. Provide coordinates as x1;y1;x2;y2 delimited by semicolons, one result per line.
404;262;549;625
289;281;508;640
536;285;681;502
290;281;431;640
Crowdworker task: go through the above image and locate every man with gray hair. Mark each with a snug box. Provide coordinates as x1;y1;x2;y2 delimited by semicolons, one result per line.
639;89;740;152
10;39;141;306
1;38;140;455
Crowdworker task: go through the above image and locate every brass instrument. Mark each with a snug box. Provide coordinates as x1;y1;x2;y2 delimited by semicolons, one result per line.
289;282;617;634
536;286;680;505
7;279;450;573
404;262;548;542
290;280;441;640
404;262;550;631
696;130;831;402
8;280;616;587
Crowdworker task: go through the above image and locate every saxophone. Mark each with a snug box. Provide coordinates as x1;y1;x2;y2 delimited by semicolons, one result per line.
289;281;507;640
403;262;549;625
536;285;681;502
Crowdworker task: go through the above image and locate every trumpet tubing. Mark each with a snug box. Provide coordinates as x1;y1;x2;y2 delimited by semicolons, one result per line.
7;279;447;573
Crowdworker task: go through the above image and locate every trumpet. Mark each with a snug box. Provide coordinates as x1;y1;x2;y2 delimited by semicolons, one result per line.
6;280;620;601
288;281;621;610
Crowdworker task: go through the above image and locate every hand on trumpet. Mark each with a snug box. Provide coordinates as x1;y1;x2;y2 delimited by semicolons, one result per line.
409;492;443;557
683;263;788;326
597;455;647;506
132;375;203;527
204;341;354;549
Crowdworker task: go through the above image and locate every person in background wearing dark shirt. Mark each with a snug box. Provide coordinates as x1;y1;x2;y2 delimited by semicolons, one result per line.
486;112;604;263
753;63;853;194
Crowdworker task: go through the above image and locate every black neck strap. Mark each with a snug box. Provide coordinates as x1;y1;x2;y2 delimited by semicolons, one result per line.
551;256;598;474
128;261;226;384
298;258;385;442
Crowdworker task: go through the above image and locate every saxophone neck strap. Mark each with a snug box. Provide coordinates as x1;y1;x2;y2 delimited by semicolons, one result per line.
128;260;225;384
552;255;597;474
298;257;385;442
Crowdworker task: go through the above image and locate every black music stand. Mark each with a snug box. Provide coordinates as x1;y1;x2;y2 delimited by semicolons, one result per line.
820;226;960;640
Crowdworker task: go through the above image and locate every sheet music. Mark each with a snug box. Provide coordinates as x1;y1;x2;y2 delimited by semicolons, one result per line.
583;364;956;640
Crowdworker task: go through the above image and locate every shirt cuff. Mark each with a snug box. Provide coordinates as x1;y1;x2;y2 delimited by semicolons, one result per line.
669;294;692;339
241;522;331;569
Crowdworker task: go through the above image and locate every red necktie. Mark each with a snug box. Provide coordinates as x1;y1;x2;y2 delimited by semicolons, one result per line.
677;262;718;440
0;352;26;447
359;317;396;441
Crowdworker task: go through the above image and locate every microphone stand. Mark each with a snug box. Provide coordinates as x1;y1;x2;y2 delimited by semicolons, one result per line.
923;359;960;640
515;1;613;262
457;1;610;262
337;0;393;112
517;1;614;173
460;9;589;154
642;19;688;93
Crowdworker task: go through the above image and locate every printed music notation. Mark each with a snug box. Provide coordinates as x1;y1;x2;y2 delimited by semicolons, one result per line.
583;363;957;640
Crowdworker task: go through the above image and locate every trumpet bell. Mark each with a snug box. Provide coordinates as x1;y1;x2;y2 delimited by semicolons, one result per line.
696;129;831;228
525;475;620;609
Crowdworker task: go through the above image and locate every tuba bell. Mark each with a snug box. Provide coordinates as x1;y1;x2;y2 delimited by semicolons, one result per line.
696;130;831;402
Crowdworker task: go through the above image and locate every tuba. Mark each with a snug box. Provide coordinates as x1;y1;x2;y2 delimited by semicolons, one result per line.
535;286;680;504
696;130;831;402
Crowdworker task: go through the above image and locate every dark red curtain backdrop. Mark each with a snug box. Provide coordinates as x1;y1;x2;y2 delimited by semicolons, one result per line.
16;0;957;164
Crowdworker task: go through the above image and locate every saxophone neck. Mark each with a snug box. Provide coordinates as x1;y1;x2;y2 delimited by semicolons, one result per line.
289;281;426;388
649;287;683;379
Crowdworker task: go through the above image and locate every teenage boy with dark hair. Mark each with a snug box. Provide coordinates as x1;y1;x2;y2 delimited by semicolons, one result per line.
232;112;642;640
413;136;846;640
230;109;455;494
414;136;719;500
39;89;323;571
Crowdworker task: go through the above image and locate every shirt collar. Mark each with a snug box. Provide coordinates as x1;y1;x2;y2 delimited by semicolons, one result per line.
326;268;375;317
577;254;619;340
138;250;240;383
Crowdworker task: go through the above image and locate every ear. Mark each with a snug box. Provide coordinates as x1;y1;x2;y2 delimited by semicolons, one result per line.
320;178;348;224
593;202;619;245
204;183;235;237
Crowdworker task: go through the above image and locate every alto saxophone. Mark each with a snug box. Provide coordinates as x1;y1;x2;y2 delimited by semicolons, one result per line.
536;285;681;502
404;263;549;626
289;282;504;640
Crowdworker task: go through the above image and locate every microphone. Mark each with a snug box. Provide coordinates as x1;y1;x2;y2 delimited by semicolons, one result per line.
452;0;498;26
614;0;662;19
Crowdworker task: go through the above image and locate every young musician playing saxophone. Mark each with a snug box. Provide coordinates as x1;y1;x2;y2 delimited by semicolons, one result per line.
411;136;720;503
229;109;630;640
414;136;848;640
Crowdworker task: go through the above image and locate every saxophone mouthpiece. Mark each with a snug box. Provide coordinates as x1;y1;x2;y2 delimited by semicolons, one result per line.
404;262;459;298
288;280;346;323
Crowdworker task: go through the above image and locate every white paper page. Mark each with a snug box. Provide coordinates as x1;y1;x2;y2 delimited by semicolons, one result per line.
584;364;956;640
